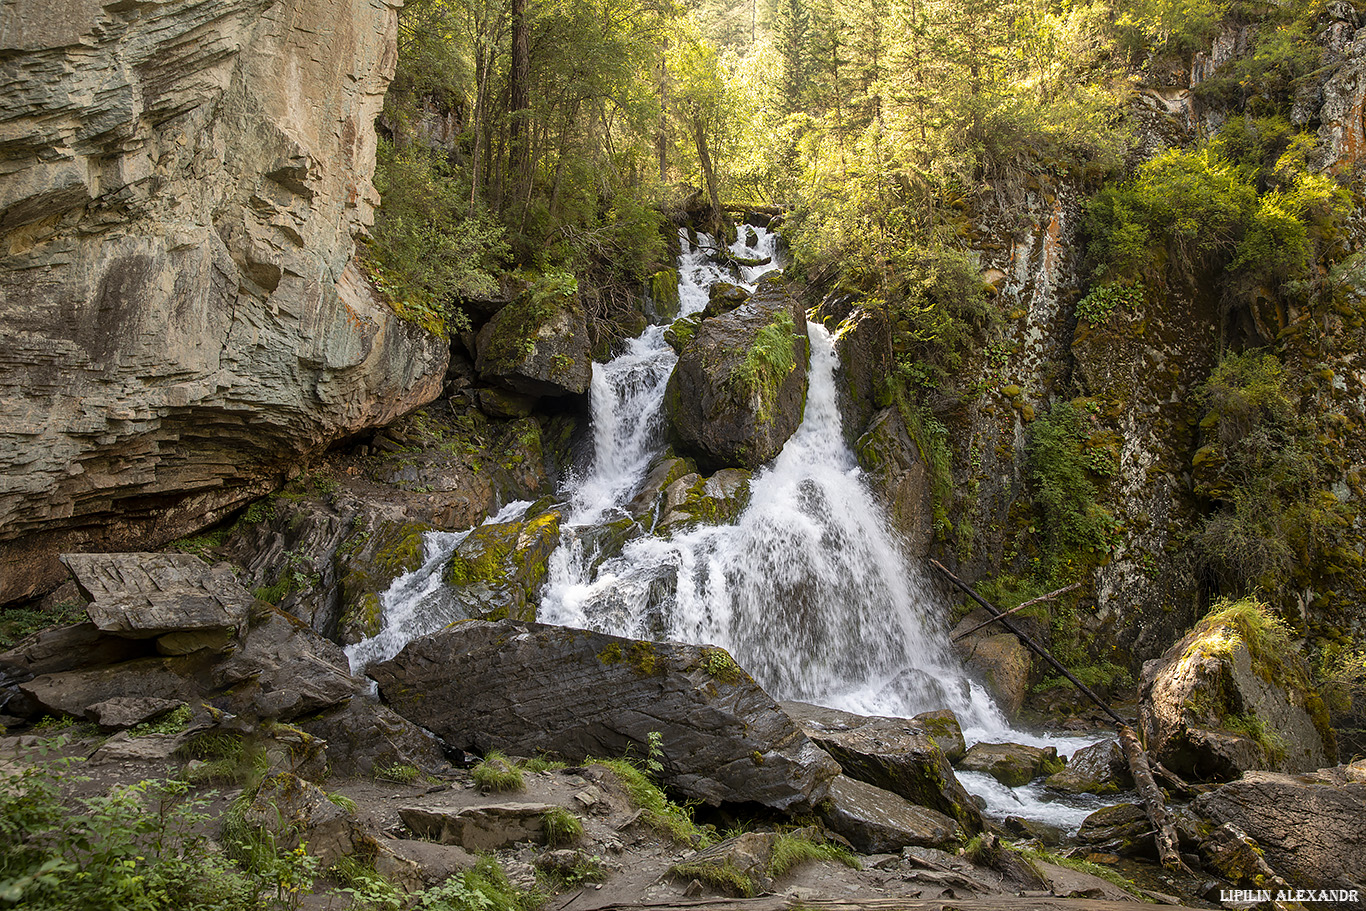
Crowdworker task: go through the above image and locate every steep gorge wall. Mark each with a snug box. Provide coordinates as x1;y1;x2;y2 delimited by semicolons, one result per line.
0;0;449;605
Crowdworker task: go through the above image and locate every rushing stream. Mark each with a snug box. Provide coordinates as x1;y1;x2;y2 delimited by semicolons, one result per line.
351;225;1104;830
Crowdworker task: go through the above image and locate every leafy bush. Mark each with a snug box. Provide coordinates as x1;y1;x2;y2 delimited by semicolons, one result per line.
0;752;253;910
1026;401;1119;571
1075;281;1144;325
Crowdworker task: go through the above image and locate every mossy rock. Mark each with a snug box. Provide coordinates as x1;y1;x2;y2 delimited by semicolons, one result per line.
649;269;682;322
656;469;752;534
664;314;702;353
957;742;1060;788
443;509;562;621
333;518;433;644
475;290;592;396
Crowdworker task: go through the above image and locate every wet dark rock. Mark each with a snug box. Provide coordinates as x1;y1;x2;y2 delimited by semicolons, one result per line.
0;622;147;679
957;742;1061;787
1075;802;1155;859
704;282;751;317
655;470;752;535
665;276;810;471
477;387;539;418
782;701;982;833
213;603;363;720
296;698;448;779
818;774;961;852
1045;739;1133;795
370;619;839;810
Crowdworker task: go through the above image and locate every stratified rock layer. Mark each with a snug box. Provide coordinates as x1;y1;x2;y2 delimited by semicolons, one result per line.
370;619;840;810
0;0;448;605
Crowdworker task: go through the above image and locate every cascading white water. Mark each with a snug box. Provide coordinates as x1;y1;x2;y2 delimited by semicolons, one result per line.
541;318;1009;734
344;499;532;673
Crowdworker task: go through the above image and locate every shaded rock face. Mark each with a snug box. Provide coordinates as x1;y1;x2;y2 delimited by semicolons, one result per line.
782;701;982;833
1045;738;1133;795
853;408;934;557
1074;802;1155;859
442;509;561;621
0;0;449;606
1139;614;1335;780
952;616;1032;718
665;276;811;471
370;619;840;810
1193;766;1366;904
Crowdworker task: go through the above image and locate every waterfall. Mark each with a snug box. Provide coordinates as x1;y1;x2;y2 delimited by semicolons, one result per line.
539;225;1010;737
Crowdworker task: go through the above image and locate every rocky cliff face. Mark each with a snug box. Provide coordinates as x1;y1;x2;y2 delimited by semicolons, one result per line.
0;0;449;604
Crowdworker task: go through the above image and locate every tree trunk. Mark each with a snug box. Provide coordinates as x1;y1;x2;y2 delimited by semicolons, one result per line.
509;0;531;197
693;117;724;234
1117;724;1192;874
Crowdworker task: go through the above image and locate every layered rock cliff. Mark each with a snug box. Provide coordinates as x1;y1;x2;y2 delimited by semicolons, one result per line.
0;0;449;604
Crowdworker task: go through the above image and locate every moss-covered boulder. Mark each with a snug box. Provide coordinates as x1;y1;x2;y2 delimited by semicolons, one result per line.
704;281;751;317
336;519;433;644
648;268;681;322
951;617;1031;718
854;408;934;557
957;742;1062;787
442;509;562;621
664;276;810;471
655;469;752;534
663;313;702;353
475;288;592;397
1139;598;1336;781
913;709;967;763
1074;802;1155;859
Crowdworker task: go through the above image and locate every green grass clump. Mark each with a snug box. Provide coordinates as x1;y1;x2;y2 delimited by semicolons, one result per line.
128;704;192;738
596;759;709;846
728;310;797;420
376;763;422;785
471;752;524;792
668;857;756;897
768;832;861;877
541;807;583;846
176;732;268;788
1021;847;1145;898
414;857;540;911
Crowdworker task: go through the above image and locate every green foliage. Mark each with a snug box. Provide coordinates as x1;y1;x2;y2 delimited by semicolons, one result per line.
128;704;192;738
375;763;422;785
0;600;87;649
541;807;583;846
368;139;505;336
1020;847;1144;898
413;858;539;911
333;856;402;911
1112;0;1228;61
471;752;524;792
1191;350;1349;599
0;752;253;911
1026;402;1119;574
1075;281;1144;325
597;759;709;846
729;310;796;418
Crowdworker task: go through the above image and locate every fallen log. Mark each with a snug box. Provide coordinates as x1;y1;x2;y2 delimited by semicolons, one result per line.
930;560;1124;727
1117;723;1194;874
950;582;1081;642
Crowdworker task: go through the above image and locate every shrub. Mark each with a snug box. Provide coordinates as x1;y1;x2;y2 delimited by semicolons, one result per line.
1026;402;1118;570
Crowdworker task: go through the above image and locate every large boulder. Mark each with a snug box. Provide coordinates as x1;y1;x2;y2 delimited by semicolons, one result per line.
295;698;447;779
654;470;752;535
61;552;251;649
817;774;961;852
475;290;592;397
853;408;935;557
1139;602;1336;780
1191;763;1366;904
442;509;561;621
957;742;1061;788
951;614;1032;718
0;0;449;606
664;276;810;470
782;701;982;833
370;620;840;810
1044;738;1133;795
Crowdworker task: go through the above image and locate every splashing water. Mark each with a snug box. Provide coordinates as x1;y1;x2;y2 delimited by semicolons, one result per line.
345;499;532;673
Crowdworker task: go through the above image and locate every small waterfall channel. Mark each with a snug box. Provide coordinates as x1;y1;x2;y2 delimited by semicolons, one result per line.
352;226;1101;829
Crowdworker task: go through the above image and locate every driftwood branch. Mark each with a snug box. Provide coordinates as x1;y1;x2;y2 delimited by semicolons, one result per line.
950;583;1081;642
930;560;1125;727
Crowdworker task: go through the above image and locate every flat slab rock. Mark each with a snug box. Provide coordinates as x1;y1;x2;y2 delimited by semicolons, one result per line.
817;774;960;853
370;619;839;810
61;553;252;638
399;803;558;851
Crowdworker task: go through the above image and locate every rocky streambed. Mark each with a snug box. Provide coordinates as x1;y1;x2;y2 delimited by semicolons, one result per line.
3;548;1364;910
